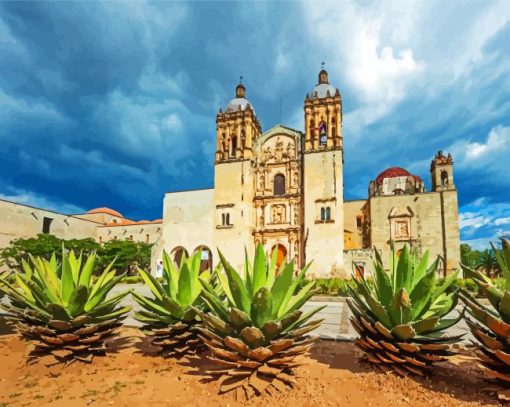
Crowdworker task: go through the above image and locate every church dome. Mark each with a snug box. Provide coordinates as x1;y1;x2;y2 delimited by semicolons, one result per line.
310;68;338;99
375;167;413;185
226;81;255;114
87;207;124;217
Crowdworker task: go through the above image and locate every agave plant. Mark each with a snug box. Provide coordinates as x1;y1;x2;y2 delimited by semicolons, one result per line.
194;244;324;399
460;238;510;384
348;245;463;376
132;249;219;358
0;249;130;363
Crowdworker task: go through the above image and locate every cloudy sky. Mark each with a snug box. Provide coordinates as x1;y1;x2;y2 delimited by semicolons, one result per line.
1;1;509;249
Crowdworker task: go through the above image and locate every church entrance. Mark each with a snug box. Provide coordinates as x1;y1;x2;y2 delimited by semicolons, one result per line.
271;244;287;270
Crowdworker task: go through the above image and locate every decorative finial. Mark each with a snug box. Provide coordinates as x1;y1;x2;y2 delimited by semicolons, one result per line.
321;61;325;70
239;75;243;84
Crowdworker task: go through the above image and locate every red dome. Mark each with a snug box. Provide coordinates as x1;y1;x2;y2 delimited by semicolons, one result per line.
87;207;124;218
375;167;412;185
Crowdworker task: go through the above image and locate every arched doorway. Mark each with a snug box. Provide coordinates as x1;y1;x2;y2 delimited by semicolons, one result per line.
195;245;213;273
171;246;188;267
271;244;287;270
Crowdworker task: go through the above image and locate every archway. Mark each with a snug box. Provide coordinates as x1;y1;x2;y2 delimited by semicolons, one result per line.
171;246;188;267
441;170;449;185
195;245;213;273
271;244;287;270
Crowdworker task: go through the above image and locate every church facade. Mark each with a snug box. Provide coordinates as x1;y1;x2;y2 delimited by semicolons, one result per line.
153;69;460;278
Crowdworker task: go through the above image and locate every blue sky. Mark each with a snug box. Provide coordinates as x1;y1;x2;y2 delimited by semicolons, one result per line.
1;1;509;249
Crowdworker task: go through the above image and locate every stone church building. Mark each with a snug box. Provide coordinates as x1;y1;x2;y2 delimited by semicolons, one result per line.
0;68;459;277
153;69;460;277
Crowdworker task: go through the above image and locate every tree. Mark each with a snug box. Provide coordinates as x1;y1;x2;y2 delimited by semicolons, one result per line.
0;234;152;275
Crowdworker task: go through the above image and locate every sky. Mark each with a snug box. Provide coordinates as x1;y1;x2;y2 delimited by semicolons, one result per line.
0;1;509;250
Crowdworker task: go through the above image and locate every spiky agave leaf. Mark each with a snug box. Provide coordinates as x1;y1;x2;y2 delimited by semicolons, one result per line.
132;249;218;358
0;248;130;363
460;238;510;384
193;243;324;399
349;245;463;377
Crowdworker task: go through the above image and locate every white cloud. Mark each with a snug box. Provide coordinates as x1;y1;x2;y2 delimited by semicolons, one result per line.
302;1;425;132
0;88;69;127
0;187;85;214
459;212;491;230
449;125;510;171
495;217;510;226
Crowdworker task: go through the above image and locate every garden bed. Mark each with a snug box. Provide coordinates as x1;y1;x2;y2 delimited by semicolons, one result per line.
0;327;501;406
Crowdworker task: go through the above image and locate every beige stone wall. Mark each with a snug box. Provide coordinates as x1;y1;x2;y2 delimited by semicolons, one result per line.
368;190;460;274
343;249;374;278
0;199;99;247
151;188;215;274
303;150;344;278
343;200;366;249
213;160;256;271
97;222;162;244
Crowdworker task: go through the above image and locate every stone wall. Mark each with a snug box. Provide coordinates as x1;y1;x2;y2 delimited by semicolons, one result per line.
151;188;215;274
368;190;460;274
97;222;162;244
343;200;366;250
0;199;99;247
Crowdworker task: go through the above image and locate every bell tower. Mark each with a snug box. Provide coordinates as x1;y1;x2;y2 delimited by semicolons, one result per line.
302;65;345;277
430;151;455;191
304;65;342;151
215;78;262;163
212;78;261;271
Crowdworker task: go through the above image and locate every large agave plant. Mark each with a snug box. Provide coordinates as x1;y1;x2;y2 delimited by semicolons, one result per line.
132;249;218;358
0;249;130;363
349;245;463;376
460;239;510;384
194;244;324;399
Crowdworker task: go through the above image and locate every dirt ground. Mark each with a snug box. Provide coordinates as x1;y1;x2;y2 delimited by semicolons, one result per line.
0;324;504;407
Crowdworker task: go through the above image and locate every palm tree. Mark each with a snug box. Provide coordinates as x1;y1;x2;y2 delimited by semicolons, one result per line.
474;249;498;278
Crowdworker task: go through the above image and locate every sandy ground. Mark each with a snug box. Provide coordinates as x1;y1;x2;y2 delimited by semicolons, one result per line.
0;323;503;407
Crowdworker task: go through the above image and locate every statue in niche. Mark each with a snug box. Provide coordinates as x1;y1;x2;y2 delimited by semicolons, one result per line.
258;172;265;191
259;214;264;227
263;146;272;161
292;171;299;187
287;142;295;158
275;138;284;161
395;220;409;238
293;204;299;224
271;204;286;224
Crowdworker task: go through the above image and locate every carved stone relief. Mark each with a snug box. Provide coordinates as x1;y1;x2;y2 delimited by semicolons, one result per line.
271;204;286;224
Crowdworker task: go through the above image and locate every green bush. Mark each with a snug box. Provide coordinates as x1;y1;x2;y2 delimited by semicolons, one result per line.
0;234;152;276
451;278;478;295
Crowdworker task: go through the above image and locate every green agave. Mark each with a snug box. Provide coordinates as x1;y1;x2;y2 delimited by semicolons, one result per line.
349;245;462;376
460;238;510;384
194;243;324;398
0;249;130;362
132;249;218;358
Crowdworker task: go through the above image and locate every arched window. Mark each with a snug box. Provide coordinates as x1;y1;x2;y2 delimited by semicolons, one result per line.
222;213;226;225
319;122;327;146
230;136;237;158
273;174;285;196
226;213;230;225
320;207;325;221
325;207;331;221
441;170;449;185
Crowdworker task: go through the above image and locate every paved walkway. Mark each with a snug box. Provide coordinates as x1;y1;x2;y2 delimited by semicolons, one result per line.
112;284;473;343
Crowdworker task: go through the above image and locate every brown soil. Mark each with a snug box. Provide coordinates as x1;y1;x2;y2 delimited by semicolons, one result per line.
0;327;503;406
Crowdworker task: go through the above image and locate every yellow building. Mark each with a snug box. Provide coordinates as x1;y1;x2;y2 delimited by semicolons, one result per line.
154;69;460;277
